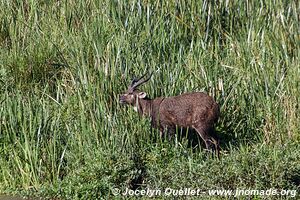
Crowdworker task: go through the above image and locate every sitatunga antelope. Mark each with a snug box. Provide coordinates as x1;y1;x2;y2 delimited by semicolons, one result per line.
119;73;220;155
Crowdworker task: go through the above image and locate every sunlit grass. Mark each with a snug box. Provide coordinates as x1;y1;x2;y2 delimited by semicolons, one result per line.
0;0;299;199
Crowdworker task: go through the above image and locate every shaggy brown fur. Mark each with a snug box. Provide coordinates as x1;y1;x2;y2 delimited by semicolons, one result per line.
120;74;220;155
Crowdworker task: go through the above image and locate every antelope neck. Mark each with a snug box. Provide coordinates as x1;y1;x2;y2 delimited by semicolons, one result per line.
135;97;152;117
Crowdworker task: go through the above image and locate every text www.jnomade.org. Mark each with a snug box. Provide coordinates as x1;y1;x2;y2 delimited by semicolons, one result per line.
112;187;297;198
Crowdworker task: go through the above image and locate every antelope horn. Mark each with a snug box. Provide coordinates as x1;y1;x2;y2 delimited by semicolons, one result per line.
130;72;153;89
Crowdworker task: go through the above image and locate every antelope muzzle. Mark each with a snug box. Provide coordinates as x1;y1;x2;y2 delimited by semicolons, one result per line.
119;95;127;104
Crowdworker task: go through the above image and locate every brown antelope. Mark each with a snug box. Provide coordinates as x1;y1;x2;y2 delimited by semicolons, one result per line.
119;73;220;155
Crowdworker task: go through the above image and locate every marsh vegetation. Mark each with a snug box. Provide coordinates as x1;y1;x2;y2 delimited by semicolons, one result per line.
0;0;299;199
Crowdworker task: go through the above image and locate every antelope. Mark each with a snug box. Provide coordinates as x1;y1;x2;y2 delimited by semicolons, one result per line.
119;73;220;155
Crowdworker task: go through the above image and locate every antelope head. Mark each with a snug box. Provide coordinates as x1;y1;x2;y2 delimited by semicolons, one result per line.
119;72;152;107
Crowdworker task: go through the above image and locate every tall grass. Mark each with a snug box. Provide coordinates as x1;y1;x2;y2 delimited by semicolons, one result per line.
0;0;299;199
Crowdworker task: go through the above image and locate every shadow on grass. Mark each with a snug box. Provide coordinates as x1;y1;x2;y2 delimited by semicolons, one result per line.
128;151;147;190
288;170;300;188
148;123;261;156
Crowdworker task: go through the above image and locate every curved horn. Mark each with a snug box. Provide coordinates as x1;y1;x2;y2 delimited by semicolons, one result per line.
130;72;147;87
130;72;153;89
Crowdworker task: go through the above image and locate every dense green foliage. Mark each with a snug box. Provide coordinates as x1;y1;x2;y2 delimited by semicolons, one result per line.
0;0;299;199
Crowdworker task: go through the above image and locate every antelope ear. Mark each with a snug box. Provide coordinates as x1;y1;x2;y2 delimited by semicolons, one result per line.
138;92;147;99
